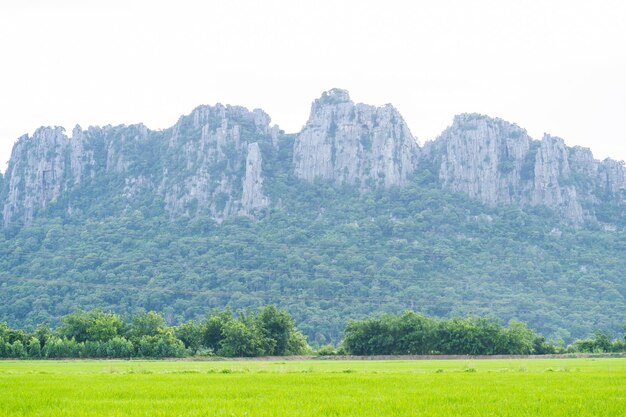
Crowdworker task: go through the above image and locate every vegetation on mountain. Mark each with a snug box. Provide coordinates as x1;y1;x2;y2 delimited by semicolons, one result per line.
0;163;624;344
0;92;624;345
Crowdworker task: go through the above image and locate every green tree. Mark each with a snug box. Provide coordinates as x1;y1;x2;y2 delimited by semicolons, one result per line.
128;311;166;341
175;320;202;353
200;309;233;352
26;337;42;358
256;305;300;355
103;337;134;358
10;340;27;358
218;320;263;357
592;330;613;352
35;324;52;346
58;309;123;343
502;320;535;355
136;329;186;358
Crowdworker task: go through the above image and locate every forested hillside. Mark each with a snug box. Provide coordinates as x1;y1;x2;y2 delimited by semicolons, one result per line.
1;165;624;343
0;90;624;344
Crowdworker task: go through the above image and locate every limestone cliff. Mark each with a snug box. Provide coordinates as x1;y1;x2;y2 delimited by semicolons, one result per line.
431;113;533;206
1;92;624;228
293;89;420;188
2;127;72;225
1;126;98;226
1;105;275;227
158;104;274;220
240;142;269;215
426;113;625;223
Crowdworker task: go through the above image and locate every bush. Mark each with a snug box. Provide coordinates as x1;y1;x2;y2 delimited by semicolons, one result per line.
136;330;186;358
316;344;337;356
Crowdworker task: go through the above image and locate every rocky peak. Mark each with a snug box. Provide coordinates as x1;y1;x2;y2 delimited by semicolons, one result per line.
1;103;276;227
432;113;532;206
160;103;274;221
2;93;624;229
315;88;352;107
597;158;626;196
104;123;150;174
293;89;420;188
240;142;269;216
529;134;583;221
2;127;73;226
429;114;625;223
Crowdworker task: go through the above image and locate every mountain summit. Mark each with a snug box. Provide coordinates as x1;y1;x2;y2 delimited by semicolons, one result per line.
425;113;625;223
2;89;623;227
294;89;420;188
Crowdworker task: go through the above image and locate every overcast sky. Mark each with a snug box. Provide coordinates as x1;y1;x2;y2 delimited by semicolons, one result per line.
1;0;625;172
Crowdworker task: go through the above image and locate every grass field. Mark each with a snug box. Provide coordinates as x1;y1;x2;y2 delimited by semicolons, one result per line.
1;358;625;416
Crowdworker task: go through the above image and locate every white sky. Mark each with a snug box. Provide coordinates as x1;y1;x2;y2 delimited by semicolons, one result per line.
1;0;625;172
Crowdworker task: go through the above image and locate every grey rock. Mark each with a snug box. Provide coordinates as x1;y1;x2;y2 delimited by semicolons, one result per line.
3;127;73;226
1;103;277;226
428;113;624;223
105;124;149;174
2;91;624;228
597;158;626;195
431;113;532;206
159;104;275;221
530;134;584;222
293;88;420;188
240;142;269;216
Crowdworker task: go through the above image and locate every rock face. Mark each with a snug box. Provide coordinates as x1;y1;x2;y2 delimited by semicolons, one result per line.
240;142;269;215
158;104;273;221
529;135;583;221
1;104;275;227
1;126;100;226
2;127;64;226
432;114;533;206
597;158;626;195
1;91;625;228
426;113;625;223
293;89;420;188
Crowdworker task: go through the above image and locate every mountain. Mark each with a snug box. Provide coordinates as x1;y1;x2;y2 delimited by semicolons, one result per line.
426;113;626;224
3;89;624;228
0;89;624;344
293;89;420;188
1;105;278;227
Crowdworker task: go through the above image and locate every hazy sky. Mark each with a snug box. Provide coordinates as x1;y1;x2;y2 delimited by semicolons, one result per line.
1;0;625;172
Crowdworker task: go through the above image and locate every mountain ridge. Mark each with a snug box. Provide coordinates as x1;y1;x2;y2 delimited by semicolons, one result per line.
0;91;624;342
1;89;624;228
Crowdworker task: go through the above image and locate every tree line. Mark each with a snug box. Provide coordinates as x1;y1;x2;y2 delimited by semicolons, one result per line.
0;305;307;359
341;312;626;355
1;308;625;359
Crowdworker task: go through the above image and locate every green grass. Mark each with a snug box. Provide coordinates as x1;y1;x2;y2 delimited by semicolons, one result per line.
1;358;625;416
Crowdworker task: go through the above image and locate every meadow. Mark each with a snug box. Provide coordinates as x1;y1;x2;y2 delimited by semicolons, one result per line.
1;358;625;416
